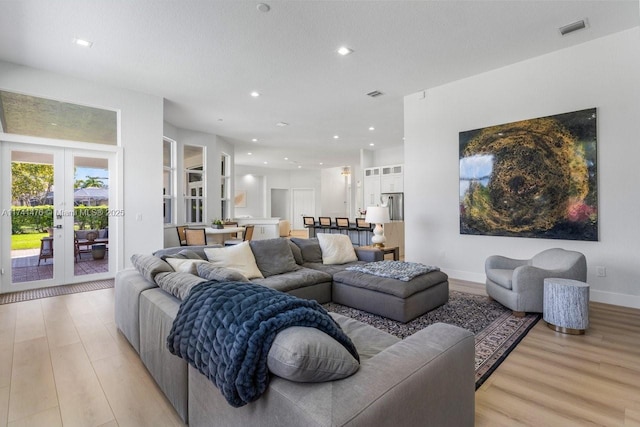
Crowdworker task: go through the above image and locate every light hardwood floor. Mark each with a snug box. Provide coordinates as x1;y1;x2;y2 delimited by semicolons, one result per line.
0;280;638;426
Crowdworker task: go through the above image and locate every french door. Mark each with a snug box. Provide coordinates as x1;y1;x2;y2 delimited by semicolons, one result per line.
0;142;116;293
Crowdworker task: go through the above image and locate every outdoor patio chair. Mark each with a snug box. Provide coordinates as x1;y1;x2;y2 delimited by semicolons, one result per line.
38;237;54;265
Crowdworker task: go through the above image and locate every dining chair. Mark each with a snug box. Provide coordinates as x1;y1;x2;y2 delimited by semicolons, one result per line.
224;225;254;246
184;228;207;246
176;226;188;246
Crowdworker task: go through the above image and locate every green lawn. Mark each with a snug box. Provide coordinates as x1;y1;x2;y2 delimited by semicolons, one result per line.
11;232;49;250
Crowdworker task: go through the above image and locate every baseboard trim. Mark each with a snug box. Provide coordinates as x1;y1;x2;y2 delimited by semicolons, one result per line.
591;289;640;310
447;269;640;310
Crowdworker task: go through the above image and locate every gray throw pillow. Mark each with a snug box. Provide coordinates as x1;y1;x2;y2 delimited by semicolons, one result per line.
154;272;207;300
131;254;174;283
249;238;300;277
161;249;203;261
287;240;304;265
196;263;248;282
290;238;323;264
268;326;360;382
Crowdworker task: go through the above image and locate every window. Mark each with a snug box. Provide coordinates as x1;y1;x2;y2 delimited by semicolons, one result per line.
163;137;176;224
184;145;205;224
221;153;231;219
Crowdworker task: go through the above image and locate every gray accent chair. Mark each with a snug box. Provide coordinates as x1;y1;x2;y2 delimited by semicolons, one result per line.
485;248;587;316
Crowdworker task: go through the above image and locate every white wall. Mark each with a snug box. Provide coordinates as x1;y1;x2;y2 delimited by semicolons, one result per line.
404;28;640;308
373;145;404;166
234;165;323;222
320;167;350;218
0;60;164;270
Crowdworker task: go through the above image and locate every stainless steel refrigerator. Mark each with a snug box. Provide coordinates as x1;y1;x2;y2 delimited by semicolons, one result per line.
380;192;404;221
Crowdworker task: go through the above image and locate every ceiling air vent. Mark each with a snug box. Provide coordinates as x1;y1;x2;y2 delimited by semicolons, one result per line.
559;19;587;36
366;90;383;98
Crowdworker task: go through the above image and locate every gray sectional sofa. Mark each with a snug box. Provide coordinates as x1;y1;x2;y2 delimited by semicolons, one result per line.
115;237;475;426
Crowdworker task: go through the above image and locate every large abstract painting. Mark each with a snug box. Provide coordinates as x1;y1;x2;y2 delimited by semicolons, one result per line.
459;108;597;241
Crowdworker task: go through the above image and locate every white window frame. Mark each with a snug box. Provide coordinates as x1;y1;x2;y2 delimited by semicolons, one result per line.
162;137;176;225
184;145;206;225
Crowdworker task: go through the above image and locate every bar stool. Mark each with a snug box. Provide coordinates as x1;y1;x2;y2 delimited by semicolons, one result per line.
318;217;332;234
354;218;372;246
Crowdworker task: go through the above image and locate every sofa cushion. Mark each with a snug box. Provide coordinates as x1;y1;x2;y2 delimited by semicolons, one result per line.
154;271;207;300
250;238;300;277
196;263;248;282
317;233;358;265
268;326;359;382
329;312;400;362
288;240;304;265
486;268;514;290
161;249;204;261
290;238;323;263
131;254;174;283
204;241;264;279
165;258;209;274
302;260;366;276
250;267;332;293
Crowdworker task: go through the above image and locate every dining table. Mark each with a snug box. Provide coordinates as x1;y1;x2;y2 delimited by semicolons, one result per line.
204;226;245;245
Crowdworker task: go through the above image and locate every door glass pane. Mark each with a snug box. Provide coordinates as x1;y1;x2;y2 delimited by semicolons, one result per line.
73;156;109;277
10;151;54;284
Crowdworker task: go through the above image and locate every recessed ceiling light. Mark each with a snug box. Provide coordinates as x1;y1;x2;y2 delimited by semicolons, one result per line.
251;91;260;97
298;165;302;169
284;157;288;160
73;38;93;48
263;161;268;164
333;135;339;139
337;46;353;56
248;152;252;155
369;143;375;146
252;138;258;142
276;122;289;127
319;162;323;165
50;122;58;126
369;127;375;131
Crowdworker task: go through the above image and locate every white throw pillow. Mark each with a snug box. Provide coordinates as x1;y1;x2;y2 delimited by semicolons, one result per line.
204;241;264;279
317;233;358;265
165;258;208;274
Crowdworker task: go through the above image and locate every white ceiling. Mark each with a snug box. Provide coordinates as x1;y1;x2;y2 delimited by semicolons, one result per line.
0;1;637;170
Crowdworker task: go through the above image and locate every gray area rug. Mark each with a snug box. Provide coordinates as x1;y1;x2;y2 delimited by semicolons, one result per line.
0;279;114;304
324;290;540;389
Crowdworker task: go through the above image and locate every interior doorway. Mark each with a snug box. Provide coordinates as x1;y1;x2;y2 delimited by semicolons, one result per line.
291;188;315;230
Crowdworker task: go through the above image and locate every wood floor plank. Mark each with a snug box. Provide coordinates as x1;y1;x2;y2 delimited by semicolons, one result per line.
92;353;185;427
0;386;9;427
13;300;45;344
49;342;115;427
6;406;62;427
7;337;58;423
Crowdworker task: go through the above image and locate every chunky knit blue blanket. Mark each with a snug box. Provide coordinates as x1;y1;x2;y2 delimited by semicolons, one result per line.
166;281;359;407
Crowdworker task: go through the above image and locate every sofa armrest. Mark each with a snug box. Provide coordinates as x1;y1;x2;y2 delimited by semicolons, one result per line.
485;254;528;271
355;247;384;262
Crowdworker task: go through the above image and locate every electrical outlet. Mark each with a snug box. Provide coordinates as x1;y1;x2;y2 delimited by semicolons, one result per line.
596;266;606;277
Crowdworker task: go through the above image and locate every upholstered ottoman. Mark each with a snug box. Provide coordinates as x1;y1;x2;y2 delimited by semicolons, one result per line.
332;269;449;323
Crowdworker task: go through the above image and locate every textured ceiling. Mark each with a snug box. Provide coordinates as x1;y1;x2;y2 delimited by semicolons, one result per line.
0;1;637;170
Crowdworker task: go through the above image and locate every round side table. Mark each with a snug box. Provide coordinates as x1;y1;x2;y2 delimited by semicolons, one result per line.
543;278;590;335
